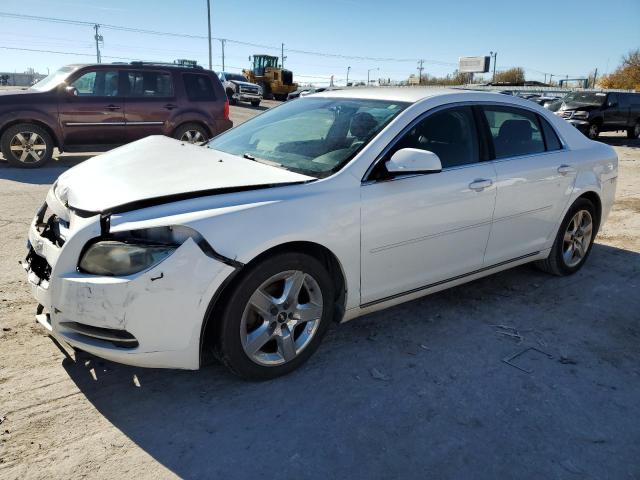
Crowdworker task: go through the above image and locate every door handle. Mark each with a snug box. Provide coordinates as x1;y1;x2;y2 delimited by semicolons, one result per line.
163;103;178;110
557;164;576;175
469;179;493;191
105;104;121;111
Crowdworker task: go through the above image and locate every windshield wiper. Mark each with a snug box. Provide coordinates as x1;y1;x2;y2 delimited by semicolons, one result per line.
243;152;283;167
243;152;256;160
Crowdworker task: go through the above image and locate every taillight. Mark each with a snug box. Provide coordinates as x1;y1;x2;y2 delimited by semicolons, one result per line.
223;100;229;119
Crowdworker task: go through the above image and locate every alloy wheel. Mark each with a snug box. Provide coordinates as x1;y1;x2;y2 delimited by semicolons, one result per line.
588;124;599;139
180;130;206;144
562;209;593;268
9;131;47;164
240;270;323;366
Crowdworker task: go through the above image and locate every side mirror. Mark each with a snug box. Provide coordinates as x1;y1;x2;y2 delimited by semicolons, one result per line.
385;148;442;175
64;85;78;96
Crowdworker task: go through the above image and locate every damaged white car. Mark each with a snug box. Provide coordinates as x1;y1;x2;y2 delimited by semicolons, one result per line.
24;88;617;379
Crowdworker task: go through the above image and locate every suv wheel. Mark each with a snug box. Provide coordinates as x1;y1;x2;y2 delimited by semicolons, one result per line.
1;123;53;168
174;123;209;144
251;100;261;107
627;121;640;139
587;122;600;140
536;198;598;276
216;252;334;380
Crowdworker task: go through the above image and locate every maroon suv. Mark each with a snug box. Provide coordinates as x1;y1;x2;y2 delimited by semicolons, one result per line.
0;61;232;168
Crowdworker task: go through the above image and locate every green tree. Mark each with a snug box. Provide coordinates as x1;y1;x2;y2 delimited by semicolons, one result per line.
600;49;640;90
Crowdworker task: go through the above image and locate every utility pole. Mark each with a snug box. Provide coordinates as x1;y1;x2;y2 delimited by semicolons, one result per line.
544;73;547;84
206;0;212;70
490;51;497;82
93;24;102;64
592;67;598;88
220;39;226;72
346;66;351;86
417;59;424;85
549;74;553;85
281;43;286;68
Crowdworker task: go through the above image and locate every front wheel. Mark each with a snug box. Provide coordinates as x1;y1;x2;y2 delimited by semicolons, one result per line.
216;252;335;380
627;121;640;139
1;123;54;168
536;198;598;276
587;122;600;140
251;100;261;107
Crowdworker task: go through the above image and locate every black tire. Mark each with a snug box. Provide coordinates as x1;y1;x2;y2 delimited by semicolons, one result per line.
216;252;335;380
1;123;53;168
173;123;209;144
226;89;237;105
586;122;600;140
251;100;261;107
627;121;640;139
535;198;598;276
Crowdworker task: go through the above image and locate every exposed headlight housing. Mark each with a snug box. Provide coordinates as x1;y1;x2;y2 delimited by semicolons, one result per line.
573;110;590;119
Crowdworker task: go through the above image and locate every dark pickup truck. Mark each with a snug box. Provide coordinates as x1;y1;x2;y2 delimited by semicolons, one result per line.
554;91;640;140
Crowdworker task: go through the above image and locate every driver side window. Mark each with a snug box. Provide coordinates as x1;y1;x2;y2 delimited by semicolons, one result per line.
390;106;479;169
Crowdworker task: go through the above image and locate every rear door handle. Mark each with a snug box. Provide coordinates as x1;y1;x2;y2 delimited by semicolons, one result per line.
557;164;576;175
469;179;493;191
105;104;121;111
164;103;178;110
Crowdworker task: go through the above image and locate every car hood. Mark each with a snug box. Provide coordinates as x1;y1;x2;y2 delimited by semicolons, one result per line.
558;103;601;112
230;80;259;88
55;135;315;214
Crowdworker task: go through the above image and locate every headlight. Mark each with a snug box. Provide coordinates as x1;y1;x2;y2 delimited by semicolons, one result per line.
79;241;176;276
573;110;589;119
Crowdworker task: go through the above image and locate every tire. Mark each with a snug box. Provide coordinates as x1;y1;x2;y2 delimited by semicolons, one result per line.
1;123;53;168
627;121;640;139
226;89;237;105
251;100;261;107
535;198;598;276
216;252;335;380
173;123;209;144
586;122;599;140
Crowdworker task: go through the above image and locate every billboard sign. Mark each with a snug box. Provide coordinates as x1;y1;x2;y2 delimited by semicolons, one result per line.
459;56;490;73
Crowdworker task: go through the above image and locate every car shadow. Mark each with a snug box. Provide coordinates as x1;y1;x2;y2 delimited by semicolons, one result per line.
597;134;640;149
0;153;95;184
236;103;269;111
60;242;640;479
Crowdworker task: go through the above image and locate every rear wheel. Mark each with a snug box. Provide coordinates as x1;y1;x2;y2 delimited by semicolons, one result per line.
216;252;334;380
1;123;53;168
174;123;209;144
536;198;598;276
587;122;600;140
627;121;640;139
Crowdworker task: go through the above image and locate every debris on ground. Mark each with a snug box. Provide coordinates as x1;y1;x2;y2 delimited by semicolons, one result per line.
492;324;523;343
502;347;553;374
0;415;5;425
559;356;578;365
370;368;391;381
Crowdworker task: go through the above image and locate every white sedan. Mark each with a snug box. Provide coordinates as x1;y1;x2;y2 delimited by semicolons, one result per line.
24;88;618;379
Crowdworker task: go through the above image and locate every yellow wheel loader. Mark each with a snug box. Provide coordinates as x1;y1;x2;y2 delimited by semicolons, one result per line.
243;55;297;101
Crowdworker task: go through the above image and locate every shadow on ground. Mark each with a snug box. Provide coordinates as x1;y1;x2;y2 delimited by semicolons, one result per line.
0;154;94;184
61;243;640;479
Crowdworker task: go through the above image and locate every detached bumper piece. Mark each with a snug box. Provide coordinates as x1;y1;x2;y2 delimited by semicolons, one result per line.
59;321;139;349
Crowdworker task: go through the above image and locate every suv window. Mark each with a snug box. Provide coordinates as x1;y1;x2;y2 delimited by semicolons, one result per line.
482;106;544;158
607;93;619;107
183;73;216;101
391;106;479;168
126;71;173;97
71;70;119;97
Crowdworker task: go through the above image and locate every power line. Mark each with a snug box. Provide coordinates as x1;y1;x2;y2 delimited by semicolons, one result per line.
0;45;134;60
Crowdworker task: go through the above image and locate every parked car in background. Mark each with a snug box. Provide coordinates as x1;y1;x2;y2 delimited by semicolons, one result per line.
24;88;617;379
535;95;561;108
218;72;262;107
0;61;232;168
554;91;640;139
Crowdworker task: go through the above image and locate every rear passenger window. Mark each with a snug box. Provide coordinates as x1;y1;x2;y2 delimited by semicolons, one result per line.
183;73;216;101
482;106;544;158
539;116;562;151
391;106;479;168
126;71;173;97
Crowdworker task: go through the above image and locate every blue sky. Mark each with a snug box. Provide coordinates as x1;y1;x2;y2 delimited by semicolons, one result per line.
1;0;639;85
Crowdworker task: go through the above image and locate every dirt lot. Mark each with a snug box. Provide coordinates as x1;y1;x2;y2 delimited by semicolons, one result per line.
0;104;639;479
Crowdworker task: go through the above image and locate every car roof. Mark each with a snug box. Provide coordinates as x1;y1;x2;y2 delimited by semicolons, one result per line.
310;87;494;103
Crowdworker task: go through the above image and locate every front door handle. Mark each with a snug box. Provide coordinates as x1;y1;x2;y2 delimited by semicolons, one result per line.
164;103;178;110
557;164;576;175
105;104;121;111
469;179;493;191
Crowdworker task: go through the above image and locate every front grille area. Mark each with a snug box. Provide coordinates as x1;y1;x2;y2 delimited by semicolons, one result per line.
25;248;51;282
240;85;259;94
36;204;67;247
59;322;139;349
559;110;573;119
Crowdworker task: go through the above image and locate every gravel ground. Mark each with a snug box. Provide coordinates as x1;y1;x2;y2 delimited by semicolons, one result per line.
0;103;639;479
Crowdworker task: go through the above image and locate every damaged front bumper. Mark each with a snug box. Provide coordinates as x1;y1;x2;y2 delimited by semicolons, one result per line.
24;192;236;369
